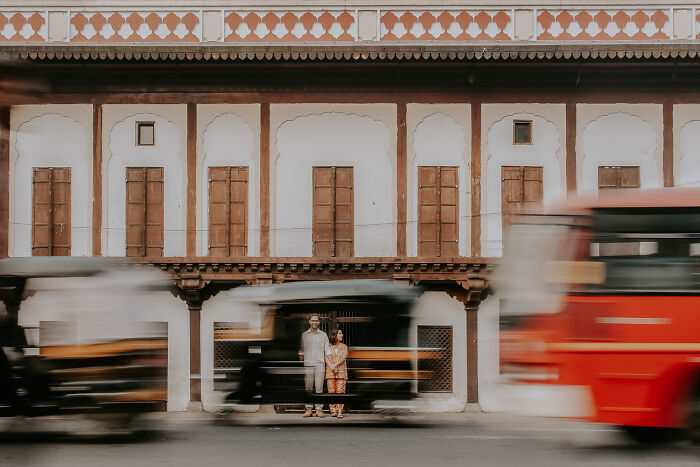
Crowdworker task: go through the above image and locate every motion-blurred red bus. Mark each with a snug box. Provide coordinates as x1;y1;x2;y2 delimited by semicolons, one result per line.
498;188;700;443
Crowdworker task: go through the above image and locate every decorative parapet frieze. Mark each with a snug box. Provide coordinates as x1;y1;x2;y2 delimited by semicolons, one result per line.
223;11;356;42
1;5;699;44
70;11;200;42
0;12;46;42
536;9;671;40
380;10;513;40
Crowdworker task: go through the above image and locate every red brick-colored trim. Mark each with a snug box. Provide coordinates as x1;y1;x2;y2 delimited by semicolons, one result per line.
260;103;270;256
566;102;577;193
470;102;481;257
663;101;673;187
186;103;197;256
397;103;407;256
92;104;102;255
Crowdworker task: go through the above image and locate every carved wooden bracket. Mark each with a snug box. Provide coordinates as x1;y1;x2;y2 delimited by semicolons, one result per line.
176;273;213;311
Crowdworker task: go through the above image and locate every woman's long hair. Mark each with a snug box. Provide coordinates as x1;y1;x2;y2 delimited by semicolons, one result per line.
329;328;341;345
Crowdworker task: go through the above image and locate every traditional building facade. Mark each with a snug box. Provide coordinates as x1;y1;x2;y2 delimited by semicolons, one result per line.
0;0;699;411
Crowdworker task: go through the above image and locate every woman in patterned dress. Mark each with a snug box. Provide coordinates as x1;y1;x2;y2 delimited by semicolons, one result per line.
325;328;348;418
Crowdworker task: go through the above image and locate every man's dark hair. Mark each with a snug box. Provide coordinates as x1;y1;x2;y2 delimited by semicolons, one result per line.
308;313;320;321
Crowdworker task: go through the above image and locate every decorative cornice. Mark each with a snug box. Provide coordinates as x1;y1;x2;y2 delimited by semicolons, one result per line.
2;42;700;62
134;256;493;288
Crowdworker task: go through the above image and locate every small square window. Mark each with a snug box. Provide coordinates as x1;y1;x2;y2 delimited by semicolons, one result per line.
136;122;155;146
513;120;532;145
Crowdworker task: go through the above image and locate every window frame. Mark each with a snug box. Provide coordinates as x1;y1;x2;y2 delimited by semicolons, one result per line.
513;120;533;145
136;121;156;146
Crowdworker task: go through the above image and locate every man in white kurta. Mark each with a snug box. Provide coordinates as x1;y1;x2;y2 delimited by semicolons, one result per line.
300;314;331;417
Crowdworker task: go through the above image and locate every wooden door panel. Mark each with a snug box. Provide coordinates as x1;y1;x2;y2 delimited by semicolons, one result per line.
335;241;353;258
312;166;353;257
208;167;230;255
440;168;457;187
125;168;146;257
32;167;52;256
620;166;640;188
440;186;457;206
335;187;353;205
145;168;164;256
502;166;543;245
335;167;353;257
335;167;353;186
126;167;163;257
598;166;619;189
208;166;248;256
32;168;71;256
418;166;459;257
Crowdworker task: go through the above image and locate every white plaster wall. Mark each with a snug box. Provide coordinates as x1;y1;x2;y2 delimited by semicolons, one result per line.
409;291;467;412
102;105;187;256
673;104;700;187
200;291;262;412
10;106;93;257
197;105;260;256
18;277;190;411
406;105;470;257
271;104;397;257
476;294;501;412
482;104;566;258
577;104;662;192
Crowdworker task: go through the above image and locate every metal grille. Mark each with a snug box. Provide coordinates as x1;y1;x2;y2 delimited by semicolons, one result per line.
214;341;248;371
336;309;371;347
418;325;453;393
290;310;371;346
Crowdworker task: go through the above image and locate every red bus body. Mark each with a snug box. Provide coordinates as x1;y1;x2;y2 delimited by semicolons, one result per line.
499;188;700;430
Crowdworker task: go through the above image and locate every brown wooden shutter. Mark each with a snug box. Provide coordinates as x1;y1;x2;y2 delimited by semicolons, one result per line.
418;167;438;256
598;166;641;256
598;166;640;190
501;166;543;238
334;167;353;258
208;166;248;256
126;167;163;257
312;166;354;257
32;168;52;256
51;168;71;256
439;167;458;257
418;166;458;257
145;167;164;256
32;167;71;256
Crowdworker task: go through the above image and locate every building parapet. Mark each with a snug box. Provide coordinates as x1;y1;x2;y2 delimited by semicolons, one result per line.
1;5;699;45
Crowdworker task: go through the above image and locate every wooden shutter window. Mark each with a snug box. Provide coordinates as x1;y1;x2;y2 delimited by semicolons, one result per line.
32;167;71;256
598;166;641;256
126;167;164;257
598;166;640;190
501;166;543;235
208;166;248;256
312;167;354;257
418;166;458;257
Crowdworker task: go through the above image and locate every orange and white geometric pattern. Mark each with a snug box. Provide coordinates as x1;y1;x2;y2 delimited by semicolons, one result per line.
0;12;46;42
696;11;700;40
70;11;200;42
380;10;513;40
224;11;356;42
537;10;671;40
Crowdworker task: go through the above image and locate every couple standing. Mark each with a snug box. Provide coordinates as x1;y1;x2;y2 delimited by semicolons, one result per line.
300;314;348;418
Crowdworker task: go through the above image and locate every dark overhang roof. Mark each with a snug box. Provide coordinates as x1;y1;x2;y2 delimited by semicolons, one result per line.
1;42;700;62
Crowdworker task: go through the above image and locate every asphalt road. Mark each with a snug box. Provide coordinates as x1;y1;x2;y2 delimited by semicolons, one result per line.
1;411;699;467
